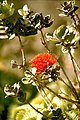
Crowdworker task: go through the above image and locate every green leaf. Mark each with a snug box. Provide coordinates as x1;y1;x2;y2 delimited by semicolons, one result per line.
56;108;62;116
42;108;65;120
64;32;75;41
0;0;15;19
14;18;37;36
55;25;67;39
18;91;26;102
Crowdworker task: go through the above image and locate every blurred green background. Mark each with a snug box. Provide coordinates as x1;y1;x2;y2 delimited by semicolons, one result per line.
0;0;80;120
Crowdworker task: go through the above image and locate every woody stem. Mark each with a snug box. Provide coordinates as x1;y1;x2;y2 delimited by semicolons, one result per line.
40;29;50;52
58;59;79;100
69;50;80;87
18;35;26;67
45;85;80;104
40;29;78;100
28;102;46;117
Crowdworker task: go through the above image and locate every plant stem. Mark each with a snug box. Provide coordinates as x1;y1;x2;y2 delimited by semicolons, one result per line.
72;54;80;71
57;77;76;98
69;50;80;87
71;13;80;33
18;35;26;67
36;85;52;109
45;85;79;104
58;59;79;100
25;71;53;108
28;102;46;117
74;12;80;23
41;88;54;109
40;29;79;100
40;29;50;52
71;14;77;26
58;77;71;89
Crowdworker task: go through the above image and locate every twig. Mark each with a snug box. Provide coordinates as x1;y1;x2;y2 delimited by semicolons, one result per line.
40;29;79;100
27;68;80;106
28;102;46;117
69;50;80;87
72;54;80;71
25;71;53;108
58;77;71;89
71;14;77;26
45;85;80;104
40;29;50;52
58;59;79;100
18;35;26;67
41;88;54;109
36;85;52;109
74;12;80;23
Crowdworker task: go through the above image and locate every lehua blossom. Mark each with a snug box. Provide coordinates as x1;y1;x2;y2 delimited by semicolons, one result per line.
31;53;58;75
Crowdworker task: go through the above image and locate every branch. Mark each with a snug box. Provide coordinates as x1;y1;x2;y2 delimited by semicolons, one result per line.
28;102;46;117
58;77;71;89
40;29;79;100
74;12;80;23
69;50;80;87
18;35;26;67
58;59;79;100
45;85;80;104
36;85;52;109
40;29;50;52
41;88;54;109
72;54;80;71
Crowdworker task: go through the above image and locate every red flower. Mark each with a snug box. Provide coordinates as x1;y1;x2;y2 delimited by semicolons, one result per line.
31;53;58;74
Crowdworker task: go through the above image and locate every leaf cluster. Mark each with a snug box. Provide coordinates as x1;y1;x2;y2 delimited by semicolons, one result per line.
42;108;65;120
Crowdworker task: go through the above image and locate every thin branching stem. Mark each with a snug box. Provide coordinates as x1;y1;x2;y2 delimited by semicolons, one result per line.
72;54;80;71
71;14;77;26
40;29;50;52
59;90;71;98
28;102;46;117
27;69;80;106
57;60;79;100
45;85;80;104
74;12;80;22
28;102;53;119
41;88;54;109
36;85;52;109
57;77;77;98
40;29;79;100
58;77;71;89
69;50;80;87
18;35;26;67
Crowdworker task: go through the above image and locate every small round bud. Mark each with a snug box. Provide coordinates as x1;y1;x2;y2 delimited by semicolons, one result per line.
17;65;22;69
11;60;17;68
